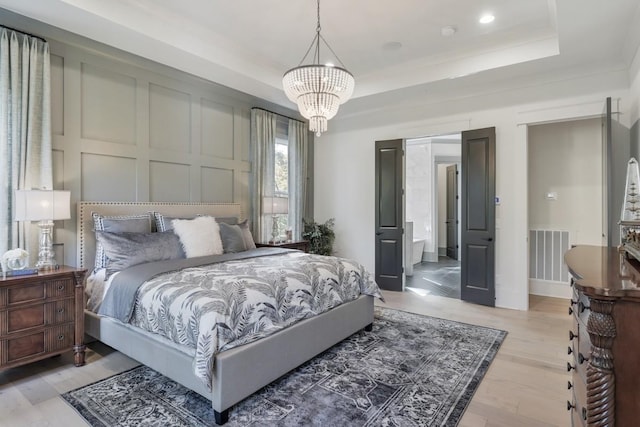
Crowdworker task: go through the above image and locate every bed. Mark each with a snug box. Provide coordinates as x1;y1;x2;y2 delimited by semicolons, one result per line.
77;201;378;425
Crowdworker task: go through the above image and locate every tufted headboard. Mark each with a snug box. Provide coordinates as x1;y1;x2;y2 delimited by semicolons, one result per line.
77;201;243;269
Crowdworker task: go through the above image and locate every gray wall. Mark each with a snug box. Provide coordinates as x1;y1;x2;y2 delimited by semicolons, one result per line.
0;8;309;267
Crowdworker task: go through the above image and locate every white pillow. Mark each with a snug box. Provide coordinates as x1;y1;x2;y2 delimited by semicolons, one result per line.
171;216;223;258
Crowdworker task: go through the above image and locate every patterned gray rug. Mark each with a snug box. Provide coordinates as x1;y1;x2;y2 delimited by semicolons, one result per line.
62;307;506;426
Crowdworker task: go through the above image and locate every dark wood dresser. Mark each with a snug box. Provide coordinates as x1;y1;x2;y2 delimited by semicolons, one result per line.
564;246;640;426
0;267;87;370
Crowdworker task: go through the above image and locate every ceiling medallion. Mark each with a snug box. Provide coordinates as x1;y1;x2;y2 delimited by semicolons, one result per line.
282;0;355;137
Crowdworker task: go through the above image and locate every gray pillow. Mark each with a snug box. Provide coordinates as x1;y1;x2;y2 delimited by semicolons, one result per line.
96;231;184;279
238;219;256;249
219;222;248;253
216;216;239;226
92;213;153;269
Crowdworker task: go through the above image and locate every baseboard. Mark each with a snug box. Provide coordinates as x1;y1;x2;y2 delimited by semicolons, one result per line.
529;279;572;299
422;251;438;263
438;247;446;256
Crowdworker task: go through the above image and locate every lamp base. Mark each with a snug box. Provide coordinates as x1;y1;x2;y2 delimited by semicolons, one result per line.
36;220;57;270
271;215;280;244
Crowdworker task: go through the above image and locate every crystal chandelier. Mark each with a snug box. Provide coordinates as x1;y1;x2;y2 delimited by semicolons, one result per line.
282;0;355;137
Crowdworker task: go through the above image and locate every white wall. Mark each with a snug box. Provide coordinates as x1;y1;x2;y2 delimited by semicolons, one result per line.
314;69;630;310
527;119;603;298
528;119;604;245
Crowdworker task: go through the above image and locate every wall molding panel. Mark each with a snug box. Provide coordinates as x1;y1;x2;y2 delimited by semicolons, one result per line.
46;38;274;265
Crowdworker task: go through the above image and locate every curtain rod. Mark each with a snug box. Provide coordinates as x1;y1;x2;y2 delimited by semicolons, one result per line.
251;107;305;124
0;25;47;43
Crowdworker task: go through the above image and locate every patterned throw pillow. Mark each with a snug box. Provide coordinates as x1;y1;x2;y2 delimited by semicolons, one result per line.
92;213;153;270
152;212;198;232
152;212;238;232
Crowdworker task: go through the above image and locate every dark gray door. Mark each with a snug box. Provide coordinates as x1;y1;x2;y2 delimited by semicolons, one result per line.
446;164;458;260
375;139;404;291
461;128;495;306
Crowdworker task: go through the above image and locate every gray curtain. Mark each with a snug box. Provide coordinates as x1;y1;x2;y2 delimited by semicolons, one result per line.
0;27;52;257
288;119;308;240
250;109;276;243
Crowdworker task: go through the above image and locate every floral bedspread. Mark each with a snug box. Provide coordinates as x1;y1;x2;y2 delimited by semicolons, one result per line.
128;251;382;389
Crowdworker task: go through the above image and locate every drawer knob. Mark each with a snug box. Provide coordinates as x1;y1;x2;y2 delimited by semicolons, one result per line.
567;400;575;411
578;352;589;364
57;308;65;314
58;334;64;341
567;362;575;372
58;285;65;291
568;381;573;390
570;299;578;306
582;407;587;420
567;346;573;355
568;307;573;315
569;330;578;340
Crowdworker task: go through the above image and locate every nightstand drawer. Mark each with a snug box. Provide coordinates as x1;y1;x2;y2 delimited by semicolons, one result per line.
46;278;74;298
3;282;45;307
1;298;75;335
0;277;74;309
1;324;74;366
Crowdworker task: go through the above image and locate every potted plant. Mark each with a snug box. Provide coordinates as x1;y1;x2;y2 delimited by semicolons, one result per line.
302;218;335;255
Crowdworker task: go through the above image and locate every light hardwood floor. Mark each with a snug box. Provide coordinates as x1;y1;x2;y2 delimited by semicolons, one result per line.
0;291;571;426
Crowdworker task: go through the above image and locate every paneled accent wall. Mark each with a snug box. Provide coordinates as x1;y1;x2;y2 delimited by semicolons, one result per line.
44;39;278;266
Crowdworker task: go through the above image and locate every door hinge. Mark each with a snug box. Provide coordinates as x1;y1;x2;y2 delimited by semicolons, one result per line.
402;188;405;196
402;267;404;273
456;171;459;175
456;195;459;200
402;227;405;234
456;244;459;248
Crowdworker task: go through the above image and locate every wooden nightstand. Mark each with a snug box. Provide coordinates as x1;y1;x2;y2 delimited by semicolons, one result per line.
256;240;310;253
0;267;87;370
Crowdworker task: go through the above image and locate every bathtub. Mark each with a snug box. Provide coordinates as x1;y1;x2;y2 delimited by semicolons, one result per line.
412;239;425;265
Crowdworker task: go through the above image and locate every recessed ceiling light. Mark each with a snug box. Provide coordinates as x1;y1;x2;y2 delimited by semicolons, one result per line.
441;25;457;37
479;14;495;24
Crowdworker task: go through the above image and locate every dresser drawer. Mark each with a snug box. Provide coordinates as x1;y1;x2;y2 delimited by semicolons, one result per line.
0;298;75;335
571;288;591;326
569;375;587;426
0;324;74;366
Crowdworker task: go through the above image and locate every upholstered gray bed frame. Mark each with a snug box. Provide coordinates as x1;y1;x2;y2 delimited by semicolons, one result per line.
77;201;374;425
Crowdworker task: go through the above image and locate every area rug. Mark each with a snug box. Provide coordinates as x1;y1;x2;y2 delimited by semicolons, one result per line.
62;307;507;426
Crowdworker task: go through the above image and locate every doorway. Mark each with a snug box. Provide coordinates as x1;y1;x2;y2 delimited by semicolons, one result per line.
404;134;462;299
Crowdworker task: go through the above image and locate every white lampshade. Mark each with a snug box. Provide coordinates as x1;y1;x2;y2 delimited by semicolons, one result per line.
14;190;71;221
263;197;289;215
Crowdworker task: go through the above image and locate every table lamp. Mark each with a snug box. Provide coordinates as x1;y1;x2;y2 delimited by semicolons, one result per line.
263;196;289;243
14;190;71;269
